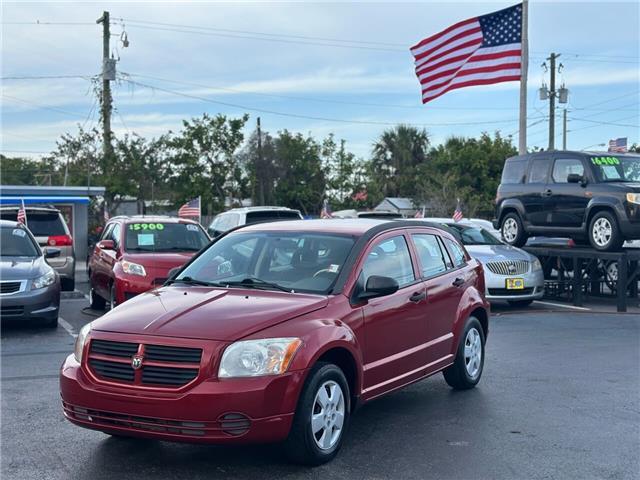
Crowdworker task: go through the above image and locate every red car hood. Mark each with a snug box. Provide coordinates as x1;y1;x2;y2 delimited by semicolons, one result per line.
91;286;329;341
123;252;196;270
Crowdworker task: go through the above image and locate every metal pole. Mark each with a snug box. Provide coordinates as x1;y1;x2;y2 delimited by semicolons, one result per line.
562;109;567;150
518;0;529;155
548;52;558;151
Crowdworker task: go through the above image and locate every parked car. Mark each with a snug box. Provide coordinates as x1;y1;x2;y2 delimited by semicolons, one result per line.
61;219;489;465
0;220;61;327
331;209;402;219
443;222;544;307
207;206;303;237
418;216;501;239
88;216;210;309
494;151;640;251
0;206;76;290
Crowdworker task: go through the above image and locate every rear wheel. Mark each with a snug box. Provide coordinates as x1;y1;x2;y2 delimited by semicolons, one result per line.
284;362;350;465
589;211;623;251
501;213;527;247
89;287;106;310
443;317;485;390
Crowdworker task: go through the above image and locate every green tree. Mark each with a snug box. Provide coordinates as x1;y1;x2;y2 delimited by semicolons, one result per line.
0;155;58;185
165;113;249;214
417;132;517;217
239;127;278;206
369;125;430;200
273;130;326;216
321;135;360;208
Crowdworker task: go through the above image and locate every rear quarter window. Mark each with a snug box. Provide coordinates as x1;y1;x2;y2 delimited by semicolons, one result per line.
501;159;527;184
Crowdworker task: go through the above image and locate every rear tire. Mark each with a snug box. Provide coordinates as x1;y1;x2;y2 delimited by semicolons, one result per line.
284;362;350;466
443;316;485;390
507;299;534;308
501;212;527;247
588;211;623;252
43;315;59;328
61;278;75;292
89;287;106;310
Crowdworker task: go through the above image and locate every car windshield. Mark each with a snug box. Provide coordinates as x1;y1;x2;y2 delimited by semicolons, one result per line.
590;155;640;182
0;227;40;257
446;224;502;246
124;222;209;253
176;231;355;294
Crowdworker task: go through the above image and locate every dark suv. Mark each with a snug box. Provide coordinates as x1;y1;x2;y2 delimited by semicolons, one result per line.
494;151;640;251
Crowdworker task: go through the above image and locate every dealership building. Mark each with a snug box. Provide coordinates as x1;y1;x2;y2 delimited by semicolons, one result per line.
0;184;106;262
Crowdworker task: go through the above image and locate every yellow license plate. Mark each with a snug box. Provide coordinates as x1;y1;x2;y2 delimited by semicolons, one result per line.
506;278;525;290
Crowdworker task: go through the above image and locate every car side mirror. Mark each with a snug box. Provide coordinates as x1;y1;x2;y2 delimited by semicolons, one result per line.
167;267;181;281
44;247;61;259
97;239;115;250
567;173;586;186
357;275;399;301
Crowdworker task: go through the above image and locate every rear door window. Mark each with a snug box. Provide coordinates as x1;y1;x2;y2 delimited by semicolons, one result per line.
527;158;552;184
501;159;527;184
246;210;301;223
411;234;448;278
552;158;585;183
443;238;466;267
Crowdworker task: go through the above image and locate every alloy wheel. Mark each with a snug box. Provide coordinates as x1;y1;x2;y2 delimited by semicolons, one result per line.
592;218;612;247
464;328;482;379
311;380;345;450
502;218;518;242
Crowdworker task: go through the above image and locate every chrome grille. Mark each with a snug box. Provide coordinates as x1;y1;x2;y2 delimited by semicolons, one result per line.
486;260;530;275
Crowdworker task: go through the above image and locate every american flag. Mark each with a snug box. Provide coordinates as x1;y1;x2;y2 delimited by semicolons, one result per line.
414;208;424;218
452;202;464;222
178;197;201;218
608;137;627;153
17;199;27;225
411;3;523;104
320;199;333;219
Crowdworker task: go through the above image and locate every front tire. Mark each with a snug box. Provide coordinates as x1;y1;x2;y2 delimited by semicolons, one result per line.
501;212;527;247
443;317;485;390
284;362;350;466
89;287;106;310
589;211;623;251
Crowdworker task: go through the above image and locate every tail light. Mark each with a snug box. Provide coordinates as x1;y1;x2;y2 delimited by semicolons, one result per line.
48;234;73;246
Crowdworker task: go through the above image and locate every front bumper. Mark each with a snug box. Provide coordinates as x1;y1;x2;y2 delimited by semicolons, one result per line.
60;354;306;444
0;282;60;322
484;268;545;302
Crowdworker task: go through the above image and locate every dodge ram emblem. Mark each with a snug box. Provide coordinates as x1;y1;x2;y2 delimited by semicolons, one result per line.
131;355;144;370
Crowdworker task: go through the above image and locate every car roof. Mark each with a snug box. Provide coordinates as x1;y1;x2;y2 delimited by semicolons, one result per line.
222;206;301;213
507;150;640;161
0;206;61;213
111;215;200;224
0;219;21;228
234;218;448;236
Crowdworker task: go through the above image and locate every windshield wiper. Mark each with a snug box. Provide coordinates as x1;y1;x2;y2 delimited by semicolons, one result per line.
165;276;216;287
222;277;293;293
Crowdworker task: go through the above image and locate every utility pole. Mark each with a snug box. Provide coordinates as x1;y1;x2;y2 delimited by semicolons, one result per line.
562;109;567;150
548;52;558;151
256;117;264;205
96;11;113;166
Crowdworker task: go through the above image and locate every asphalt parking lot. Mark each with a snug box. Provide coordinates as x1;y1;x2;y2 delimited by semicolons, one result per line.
2;292;639;480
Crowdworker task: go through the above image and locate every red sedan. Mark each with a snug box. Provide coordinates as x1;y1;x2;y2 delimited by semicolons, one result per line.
62;219;489;465
88;216;210;308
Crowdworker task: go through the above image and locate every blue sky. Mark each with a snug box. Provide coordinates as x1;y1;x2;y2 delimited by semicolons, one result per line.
1;0;638;160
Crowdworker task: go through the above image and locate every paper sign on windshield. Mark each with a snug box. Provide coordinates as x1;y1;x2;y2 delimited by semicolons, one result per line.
137;234;155;246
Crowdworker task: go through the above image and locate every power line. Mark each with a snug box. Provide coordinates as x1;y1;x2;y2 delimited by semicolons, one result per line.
1;21;95;25
568;113;639;133
1;94;89;119
570;116;639;128
118;77;544;127
1;74;95;80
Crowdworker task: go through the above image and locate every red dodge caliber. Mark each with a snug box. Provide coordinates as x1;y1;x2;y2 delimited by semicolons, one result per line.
61;220;489;465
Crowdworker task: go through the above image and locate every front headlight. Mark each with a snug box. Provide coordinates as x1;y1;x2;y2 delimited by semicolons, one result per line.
74;323;92;363
626;193;640;205
121;260;147;276
532;258;542;271
218;338;302;378
31;269;56;290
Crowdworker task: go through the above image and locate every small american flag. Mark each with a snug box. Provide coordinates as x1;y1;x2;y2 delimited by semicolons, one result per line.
411;3;523;104
178;197;201;218
17;199;27;225
608;137;627;153
452;202;464;222
414;208;424;218
320;199;333;219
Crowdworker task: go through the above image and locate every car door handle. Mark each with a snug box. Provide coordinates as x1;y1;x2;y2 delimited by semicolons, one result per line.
452;278;465;287
409;291;426;303
542;189;553;197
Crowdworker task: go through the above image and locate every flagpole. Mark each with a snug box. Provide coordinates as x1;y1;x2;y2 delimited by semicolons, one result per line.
21;198;28;228
198;196;202;225
518;0;529;155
